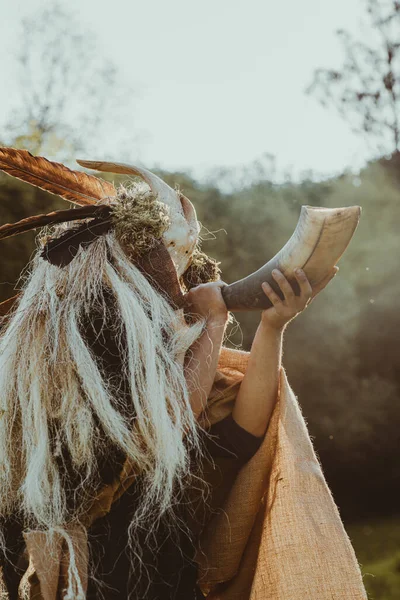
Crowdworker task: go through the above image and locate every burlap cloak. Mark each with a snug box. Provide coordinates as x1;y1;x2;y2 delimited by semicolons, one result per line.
196;348;367;599
5;347;367;599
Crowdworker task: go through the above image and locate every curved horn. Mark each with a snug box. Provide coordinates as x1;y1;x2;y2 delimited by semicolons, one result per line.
76;160;182;213
76;160;200;276
222;205;361;311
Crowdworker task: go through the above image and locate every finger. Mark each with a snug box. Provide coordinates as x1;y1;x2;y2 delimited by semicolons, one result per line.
294;268;312;301
271;269;295;302
261;281;282;306
311;267;339;298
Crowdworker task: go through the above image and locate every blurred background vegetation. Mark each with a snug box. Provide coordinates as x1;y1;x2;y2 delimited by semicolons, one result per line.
1;1;400;598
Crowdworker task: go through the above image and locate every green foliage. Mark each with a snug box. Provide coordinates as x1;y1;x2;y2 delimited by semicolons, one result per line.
347;516;400;599
364;553;400;600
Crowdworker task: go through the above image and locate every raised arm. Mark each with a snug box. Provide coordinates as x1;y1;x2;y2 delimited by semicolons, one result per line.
232;267;338;437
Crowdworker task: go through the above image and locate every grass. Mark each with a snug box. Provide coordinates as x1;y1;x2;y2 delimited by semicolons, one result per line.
346;515;400;599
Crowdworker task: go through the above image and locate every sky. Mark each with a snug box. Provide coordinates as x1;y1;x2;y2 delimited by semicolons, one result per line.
0;0;376;181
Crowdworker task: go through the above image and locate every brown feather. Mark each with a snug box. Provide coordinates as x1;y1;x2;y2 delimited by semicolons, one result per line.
0;205;112;240
0;147;116;206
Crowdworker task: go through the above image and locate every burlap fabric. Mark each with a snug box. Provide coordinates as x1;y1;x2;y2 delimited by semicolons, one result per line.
5;347;367;599
196;348;367;599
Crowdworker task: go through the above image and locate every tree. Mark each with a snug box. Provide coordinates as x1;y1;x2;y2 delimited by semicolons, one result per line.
307;0;400;155
3;2;135;160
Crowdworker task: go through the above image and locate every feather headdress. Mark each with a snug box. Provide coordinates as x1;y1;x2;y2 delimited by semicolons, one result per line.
0;147;207;314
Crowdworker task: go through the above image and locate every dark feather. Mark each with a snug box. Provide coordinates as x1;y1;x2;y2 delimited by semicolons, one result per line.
41;219;112;267
0;205;112;241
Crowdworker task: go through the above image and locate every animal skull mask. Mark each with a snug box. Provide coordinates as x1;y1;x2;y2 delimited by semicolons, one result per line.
76;160;200;276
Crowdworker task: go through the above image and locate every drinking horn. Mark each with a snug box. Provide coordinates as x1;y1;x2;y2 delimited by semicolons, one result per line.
221;205;361;311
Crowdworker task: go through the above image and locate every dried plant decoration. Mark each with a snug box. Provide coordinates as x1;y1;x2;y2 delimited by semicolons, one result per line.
111;183;171;257
181;247;221;290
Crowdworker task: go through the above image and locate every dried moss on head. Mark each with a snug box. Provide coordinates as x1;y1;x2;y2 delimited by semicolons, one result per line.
181;247;221;290
112;183;170;256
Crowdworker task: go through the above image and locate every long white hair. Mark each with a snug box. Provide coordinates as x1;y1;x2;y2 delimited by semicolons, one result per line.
0;231;206;594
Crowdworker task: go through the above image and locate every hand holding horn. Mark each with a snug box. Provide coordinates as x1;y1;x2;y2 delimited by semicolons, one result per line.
221;205;361;311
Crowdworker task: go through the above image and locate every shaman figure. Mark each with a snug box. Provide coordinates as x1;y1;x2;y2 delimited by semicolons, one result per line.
0;148;366;600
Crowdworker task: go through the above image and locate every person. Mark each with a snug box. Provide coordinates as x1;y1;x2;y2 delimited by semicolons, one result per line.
82;267;336;600
0;148;365;600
